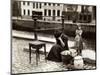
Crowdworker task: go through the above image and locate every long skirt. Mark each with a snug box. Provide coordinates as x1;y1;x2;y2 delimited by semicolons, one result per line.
46;44;64;62
75;35;83;54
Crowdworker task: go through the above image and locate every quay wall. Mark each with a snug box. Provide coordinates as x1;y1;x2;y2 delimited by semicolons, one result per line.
12;19;96;39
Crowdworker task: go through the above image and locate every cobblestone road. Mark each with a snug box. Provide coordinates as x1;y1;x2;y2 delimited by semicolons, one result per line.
12;38;96;74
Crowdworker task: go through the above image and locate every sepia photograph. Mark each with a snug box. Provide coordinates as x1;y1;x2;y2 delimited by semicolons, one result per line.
11;0;96;74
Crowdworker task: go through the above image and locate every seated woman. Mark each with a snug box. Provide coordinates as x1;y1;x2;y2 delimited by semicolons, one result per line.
46;30;69;62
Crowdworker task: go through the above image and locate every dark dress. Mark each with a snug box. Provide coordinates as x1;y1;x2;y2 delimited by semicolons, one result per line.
46;33;69;62
61;33;69;50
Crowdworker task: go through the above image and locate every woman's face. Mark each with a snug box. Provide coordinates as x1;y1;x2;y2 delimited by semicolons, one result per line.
54;30;62;38
78;26;81;29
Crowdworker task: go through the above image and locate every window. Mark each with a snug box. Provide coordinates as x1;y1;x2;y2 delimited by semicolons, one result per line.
44;9;47;16
57;10;60;16
53;10;55;16
28;10;30;16
27;2;30;5
36;3;38;8
48;3;51;6
23;2;25;5
40;3;41;8
53;3;55;6
33;2;35;8
23;9;25;15
81;6;85;13
44;3;47;6
57;4;60;6
53;10;55;20
48;10;51;16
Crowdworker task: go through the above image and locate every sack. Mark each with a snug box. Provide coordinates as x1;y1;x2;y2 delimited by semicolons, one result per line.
74;55;84;69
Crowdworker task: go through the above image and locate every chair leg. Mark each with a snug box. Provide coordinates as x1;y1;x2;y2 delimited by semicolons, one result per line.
29;45;31;63
44;45;47;62
36;48;40;66
36;50;38;66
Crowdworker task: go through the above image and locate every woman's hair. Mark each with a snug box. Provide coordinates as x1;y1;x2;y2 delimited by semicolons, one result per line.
54;30;62;38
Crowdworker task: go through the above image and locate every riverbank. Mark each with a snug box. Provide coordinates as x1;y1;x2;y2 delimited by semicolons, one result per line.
12;18;96;39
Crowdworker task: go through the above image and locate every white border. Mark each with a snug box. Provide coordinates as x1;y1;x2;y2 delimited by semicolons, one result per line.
0;0;99;75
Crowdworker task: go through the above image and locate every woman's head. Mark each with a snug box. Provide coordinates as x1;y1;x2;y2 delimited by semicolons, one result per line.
54;30;62;38
76;24;81;30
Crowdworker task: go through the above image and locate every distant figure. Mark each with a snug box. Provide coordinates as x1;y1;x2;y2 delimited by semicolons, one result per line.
46;30;69;62
74;24;83;55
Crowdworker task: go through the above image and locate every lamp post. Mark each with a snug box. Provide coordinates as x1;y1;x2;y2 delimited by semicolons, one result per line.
61;15;64;32
32;14;38;40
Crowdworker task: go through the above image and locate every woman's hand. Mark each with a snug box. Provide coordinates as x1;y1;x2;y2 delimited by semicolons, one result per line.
58;37;65;47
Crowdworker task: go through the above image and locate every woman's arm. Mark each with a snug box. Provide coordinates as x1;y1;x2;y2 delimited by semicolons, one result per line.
79;30;83;35
76;29;83;36
58;37;65;47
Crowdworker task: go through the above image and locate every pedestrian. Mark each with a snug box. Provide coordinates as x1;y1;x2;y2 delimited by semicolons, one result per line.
46;30;69;62
74;24;83;55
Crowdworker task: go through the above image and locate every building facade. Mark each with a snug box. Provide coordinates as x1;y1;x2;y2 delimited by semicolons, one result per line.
12;0;96;23
63;4;95;23
20;1;64;21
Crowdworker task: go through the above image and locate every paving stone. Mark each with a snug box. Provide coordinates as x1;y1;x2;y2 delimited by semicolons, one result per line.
12;38;96;74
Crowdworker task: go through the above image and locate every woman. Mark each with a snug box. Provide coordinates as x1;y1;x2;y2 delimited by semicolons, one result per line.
74;24;83;55
46;30;69;62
